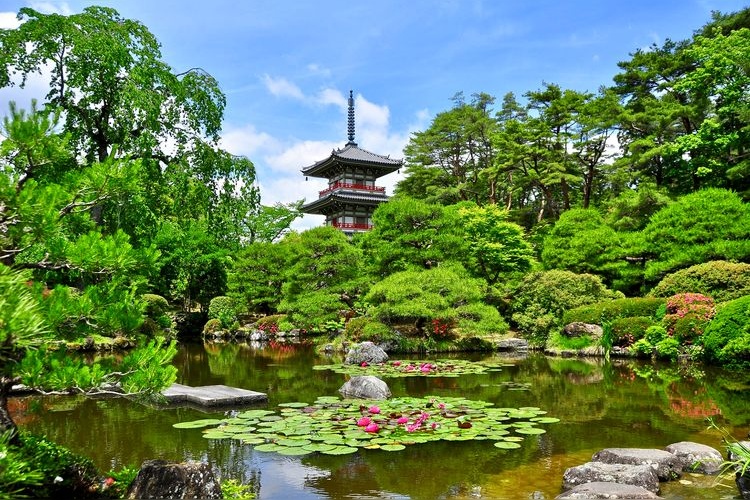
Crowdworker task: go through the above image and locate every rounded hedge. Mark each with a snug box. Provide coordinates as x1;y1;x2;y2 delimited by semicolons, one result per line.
649;260;750;303
563;297;665;325
610;316;655;345
701;295;750;367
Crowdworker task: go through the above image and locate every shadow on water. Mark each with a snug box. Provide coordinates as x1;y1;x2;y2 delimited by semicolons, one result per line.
13;341;750;499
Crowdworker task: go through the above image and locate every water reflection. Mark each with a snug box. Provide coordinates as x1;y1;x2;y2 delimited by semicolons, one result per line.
14;341;750;499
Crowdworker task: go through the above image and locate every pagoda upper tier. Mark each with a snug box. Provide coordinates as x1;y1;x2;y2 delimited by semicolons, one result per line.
301;142;402;179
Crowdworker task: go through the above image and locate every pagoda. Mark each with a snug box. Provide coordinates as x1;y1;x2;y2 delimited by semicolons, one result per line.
300;91;402;234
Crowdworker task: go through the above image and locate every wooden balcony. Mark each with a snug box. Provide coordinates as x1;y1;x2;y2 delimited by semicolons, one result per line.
319;182;386;197
332;221;373;230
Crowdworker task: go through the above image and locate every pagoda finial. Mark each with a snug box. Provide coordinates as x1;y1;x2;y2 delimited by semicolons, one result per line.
347;90;356;145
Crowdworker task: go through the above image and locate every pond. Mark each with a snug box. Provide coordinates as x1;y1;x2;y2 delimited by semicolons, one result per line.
12;341;750;499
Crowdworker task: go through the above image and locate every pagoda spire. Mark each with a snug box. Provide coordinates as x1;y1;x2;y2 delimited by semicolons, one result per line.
346;90;356;145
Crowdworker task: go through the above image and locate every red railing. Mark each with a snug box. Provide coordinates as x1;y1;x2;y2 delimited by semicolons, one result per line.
319;182;386;197
332;222;373;230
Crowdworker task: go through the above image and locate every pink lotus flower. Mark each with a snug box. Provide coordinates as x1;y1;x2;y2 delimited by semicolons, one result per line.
406;364;415;371
357;416;371;427
365;422;379;433
438;403;446;410
368;405;381;414
420;364;431;373
393;360;401;366
406;423;419;432
431;422;439;430
396;416;409;424
360;361;369;367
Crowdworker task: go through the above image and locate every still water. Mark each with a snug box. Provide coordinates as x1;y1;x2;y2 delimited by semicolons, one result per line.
13;341;750;499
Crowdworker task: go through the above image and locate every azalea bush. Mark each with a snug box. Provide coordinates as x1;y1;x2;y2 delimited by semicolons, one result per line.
701;295;750;368
649;260;750;302
562;297;665;325
662;293;715;342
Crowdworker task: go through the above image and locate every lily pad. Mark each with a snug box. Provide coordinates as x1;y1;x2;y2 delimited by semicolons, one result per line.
278;447;312;456
173;419;224;429
515;427;546;435
322;446;359;455
494;441;522;449
380;444;406;451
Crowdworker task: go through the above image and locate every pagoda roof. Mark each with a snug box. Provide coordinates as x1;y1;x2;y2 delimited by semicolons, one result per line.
300;190;390;215
302;143;402;178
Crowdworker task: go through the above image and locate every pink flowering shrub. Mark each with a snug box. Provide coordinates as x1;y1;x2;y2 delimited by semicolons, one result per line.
662;293;715;343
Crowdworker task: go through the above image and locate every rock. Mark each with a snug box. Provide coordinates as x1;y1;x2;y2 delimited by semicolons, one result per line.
592;448;683;481
496;338;529;351
562;462;660;493
556;481;660;499
126;459;222;499
737;471;750;500
563;322;603;339
249;330;268;341
665;441;723;474
339;375;391;400
344;341;389;365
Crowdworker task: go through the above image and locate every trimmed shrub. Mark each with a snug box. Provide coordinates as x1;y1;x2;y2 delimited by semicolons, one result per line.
207;296;238;329
655;337;680;360
345;317;397;344
256;314;287;333
662;293;715;337
649;260;750;303
563;297;665;325
701;294;750;367
610;316;655;346
202;318;223;335
142;293;169;318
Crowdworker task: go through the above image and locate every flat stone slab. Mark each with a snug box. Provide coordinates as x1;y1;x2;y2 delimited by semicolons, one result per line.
162;384;267;407
556;481;660;499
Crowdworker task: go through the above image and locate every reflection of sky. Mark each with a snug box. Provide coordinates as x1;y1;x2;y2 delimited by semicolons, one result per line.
256;454;330;499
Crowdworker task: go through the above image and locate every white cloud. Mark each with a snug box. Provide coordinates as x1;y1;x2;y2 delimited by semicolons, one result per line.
265;139;340;175
220;124;280;158
261;74;305;100
315;87;346;108
0;12;21;29
28;2;73;15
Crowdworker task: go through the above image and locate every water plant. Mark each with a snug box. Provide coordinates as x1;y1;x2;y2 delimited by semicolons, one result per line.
312;359;511;378
173;396;559;457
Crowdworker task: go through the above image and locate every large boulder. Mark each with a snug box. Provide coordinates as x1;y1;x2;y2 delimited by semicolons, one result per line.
665;441;723;474
126;459;222;499
339;375;391;400
496;338;529;351
563;322;603;339
562;462;660;493
592;448;683;481
556;481;660;499
345;341;389;365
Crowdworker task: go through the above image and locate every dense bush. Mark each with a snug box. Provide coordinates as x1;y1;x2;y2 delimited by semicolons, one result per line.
511;270;622;346
344;317;397;343
255;314;287;332
610;316;655;346
649;260;750;302
701;295;750;367
207;296;238;329
365;266;507;337
662;293;715;339
142;294;169;318
562;297;665;325
202;318;223;335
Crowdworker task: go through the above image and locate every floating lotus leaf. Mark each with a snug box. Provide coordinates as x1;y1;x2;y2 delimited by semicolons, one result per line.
312;359;507;378
172;419;224;429
380;444;406;451
178;395;558;456
515;427;546;435
494;441;522;449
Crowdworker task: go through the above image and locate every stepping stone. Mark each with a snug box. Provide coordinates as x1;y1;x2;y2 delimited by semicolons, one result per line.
556;481;661;499
162;383;267;407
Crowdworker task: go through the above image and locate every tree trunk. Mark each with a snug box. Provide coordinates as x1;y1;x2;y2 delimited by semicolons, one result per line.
0;376;20;446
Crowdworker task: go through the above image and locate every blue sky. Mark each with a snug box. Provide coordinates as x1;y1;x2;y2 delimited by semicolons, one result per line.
1;0;747;230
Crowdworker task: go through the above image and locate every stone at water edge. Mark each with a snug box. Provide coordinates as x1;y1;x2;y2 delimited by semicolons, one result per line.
126;459;222;499
344;341;389;365
563;322;603;339
592;448;684;481
339;375;391;400
665;441;723;474
556;481;660;499
562;462;660;493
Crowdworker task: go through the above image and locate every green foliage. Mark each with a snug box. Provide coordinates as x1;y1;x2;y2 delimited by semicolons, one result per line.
655;337;681;361
221;478;256;500
101;465;139;499
0;432;43;499
456;204;534;282
344;317;396;343
640;189;750;282
0;265;48;366
649;260;750;302
701;295;750;367
610;316;655;345
228;242;290;314
365;266;507;337
604;183;672;232
203;318;223;335
541;208;625;286
645;325;668;344
546;331;596;351
511;270;622;345
358;197;464;276
142;294;169;318
11;433;98;498
562;297;665;325
208;296;238;329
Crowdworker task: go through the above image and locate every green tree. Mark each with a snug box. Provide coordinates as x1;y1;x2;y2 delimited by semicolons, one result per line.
279;227;365;329
638;188;750;283
228;241;290;314
457;204;534;283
